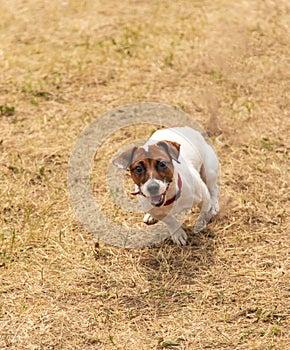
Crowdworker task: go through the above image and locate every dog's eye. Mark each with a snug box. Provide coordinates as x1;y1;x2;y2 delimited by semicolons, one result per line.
133;165;144;174
157;160;168;169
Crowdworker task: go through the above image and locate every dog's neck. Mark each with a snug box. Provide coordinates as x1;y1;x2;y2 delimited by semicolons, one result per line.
163;173;182;206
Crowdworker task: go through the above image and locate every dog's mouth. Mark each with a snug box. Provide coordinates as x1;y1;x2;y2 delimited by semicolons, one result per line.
148;183;170;207
149;192;166;207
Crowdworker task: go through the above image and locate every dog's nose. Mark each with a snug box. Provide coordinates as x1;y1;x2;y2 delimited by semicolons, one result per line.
147;181;160;195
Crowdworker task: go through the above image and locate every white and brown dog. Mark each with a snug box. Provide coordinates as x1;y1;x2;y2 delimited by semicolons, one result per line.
113;126;219;245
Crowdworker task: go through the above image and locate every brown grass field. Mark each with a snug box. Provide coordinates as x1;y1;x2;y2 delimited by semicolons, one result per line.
0;0;289;349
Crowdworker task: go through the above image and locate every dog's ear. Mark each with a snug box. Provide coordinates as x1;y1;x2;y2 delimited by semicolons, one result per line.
113;146;138;169
156;140;181;163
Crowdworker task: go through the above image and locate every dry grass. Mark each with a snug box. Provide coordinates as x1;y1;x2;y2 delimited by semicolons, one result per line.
0;0;289;349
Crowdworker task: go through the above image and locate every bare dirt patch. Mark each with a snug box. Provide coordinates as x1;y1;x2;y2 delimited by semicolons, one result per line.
0;1;289;349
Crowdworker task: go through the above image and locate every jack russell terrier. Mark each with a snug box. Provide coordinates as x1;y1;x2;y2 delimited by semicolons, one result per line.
113;126;219;245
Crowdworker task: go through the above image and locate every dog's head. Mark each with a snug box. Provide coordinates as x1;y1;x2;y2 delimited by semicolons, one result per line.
113;141;180;207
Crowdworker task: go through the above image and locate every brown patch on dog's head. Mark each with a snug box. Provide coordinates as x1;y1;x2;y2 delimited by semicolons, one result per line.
156;140;180;163
113;140;181;188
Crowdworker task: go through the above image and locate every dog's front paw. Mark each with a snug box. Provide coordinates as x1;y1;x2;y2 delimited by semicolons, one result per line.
143;213;158;225
171;228;188;245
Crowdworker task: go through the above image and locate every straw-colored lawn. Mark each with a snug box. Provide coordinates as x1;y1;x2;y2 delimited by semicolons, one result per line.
1;1;289;349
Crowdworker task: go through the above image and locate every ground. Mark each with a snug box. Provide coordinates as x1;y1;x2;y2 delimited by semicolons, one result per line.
0;0;289;349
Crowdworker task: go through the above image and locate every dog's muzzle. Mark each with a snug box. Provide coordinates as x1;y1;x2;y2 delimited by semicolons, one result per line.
131;174;182;207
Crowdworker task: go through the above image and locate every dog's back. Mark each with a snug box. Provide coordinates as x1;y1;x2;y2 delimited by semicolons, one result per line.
145;126;217;174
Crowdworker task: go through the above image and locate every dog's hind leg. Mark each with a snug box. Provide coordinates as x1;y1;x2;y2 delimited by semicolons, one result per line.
194;207;212;233
200;153;220;216
194;181;213;233
203;170;219;216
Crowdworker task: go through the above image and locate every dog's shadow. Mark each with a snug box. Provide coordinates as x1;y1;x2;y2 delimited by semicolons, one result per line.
138;198;235;285
138;226;216;283
137;197;236;285
92;226;218;313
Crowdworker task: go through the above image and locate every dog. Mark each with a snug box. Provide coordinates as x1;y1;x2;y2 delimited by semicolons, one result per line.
113;126;219;245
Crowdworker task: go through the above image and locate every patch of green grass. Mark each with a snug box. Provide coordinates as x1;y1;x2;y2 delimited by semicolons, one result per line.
207;70;225;83
0;105;15;116
33;91;53;99
8;165;21;174
158;340;181;348
243;101;255;115
164;52;174;67
261;137;274;151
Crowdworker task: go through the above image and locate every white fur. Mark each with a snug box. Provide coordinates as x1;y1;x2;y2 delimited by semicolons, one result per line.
139;126;219;245
143;213;158;225
140;178;168;198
